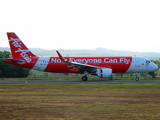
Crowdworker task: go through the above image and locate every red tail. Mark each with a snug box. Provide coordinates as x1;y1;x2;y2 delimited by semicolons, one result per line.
7;32;37;62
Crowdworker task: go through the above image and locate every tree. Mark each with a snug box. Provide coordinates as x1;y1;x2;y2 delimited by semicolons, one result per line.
0;51;30;78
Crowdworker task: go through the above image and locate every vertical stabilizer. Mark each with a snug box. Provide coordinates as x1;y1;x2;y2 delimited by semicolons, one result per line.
7;32;37;63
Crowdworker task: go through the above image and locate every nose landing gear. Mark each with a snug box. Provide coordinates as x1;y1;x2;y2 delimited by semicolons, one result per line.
135;73;139;81
135;77;139;81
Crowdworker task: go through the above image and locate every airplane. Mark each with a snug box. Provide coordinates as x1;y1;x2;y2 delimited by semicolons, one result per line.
4;32;158;81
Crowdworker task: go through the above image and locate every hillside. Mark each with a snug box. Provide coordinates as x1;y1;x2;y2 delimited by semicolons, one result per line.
1;47;160;60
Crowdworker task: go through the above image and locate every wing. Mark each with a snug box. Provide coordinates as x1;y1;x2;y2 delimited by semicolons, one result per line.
56;51;104;72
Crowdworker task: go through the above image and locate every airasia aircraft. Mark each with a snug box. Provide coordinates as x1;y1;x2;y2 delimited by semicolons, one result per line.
4;32;158;81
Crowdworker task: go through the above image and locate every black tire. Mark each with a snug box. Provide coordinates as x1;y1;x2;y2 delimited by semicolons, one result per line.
82;76;88;81
135;77;139;81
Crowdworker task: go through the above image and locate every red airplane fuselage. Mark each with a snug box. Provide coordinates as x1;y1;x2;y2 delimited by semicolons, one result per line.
4;32;158;81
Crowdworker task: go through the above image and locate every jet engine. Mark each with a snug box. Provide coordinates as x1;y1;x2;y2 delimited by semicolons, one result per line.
96;68;112;78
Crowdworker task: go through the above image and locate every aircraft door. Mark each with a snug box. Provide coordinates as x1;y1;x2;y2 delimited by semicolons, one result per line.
135;57;140;67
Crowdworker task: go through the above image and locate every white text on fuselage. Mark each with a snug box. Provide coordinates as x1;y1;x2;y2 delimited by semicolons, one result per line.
9;38;32;63
51;58;131;64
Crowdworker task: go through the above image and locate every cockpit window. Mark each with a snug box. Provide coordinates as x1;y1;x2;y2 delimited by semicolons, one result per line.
146;60;151;63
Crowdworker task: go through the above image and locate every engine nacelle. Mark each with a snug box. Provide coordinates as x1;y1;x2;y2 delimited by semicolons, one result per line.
96;68;112;78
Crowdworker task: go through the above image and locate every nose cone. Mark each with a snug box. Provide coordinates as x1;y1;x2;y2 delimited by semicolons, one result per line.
152;63;158;71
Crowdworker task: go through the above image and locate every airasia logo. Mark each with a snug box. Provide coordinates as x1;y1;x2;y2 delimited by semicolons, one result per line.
9;37;32;63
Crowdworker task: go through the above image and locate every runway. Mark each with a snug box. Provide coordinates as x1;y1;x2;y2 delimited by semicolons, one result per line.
0;80;160;84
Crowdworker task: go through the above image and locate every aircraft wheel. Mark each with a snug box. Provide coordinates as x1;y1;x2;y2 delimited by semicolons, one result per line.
135;77;139;81
82;76;88;81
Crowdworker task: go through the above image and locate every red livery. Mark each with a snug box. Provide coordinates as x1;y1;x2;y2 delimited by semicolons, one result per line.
4;32;158;81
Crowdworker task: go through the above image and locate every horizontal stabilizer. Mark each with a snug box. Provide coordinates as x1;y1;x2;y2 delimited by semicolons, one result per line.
5;58;25;64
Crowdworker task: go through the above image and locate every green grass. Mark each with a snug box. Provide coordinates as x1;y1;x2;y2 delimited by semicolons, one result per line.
0;84;160;120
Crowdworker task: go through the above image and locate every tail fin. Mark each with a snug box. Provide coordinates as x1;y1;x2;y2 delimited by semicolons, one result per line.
7;32;37;63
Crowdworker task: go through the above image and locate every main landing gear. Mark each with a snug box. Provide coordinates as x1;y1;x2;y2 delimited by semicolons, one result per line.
82;71;89;81
82;76;88;81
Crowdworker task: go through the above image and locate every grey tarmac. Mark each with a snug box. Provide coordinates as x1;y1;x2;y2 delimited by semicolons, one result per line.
0;80;160;84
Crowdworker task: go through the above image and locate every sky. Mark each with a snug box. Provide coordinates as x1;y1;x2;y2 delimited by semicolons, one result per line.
0;0;160;52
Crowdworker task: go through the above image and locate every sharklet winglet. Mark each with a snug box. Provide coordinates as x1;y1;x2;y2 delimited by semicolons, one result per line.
56;51;67;62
